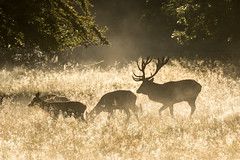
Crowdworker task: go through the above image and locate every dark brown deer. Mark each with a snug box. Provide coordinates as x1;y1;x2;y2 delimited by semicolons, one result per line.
87;90;140;122
29;92;87;121
133;57;202;117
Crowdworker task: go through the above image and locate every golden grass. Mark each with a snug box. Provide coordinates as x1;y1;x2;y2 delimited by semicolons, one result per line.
0;59;239;159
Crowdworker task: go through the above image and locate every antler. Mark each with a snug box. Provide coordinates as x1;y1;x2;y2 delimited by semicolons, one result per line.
133;56;152;81
133;56;169;81
146;56;169;80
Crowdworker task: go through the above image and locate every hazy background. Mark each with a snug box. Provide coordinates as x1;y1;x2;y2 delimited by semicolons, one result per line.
1;0;240;68
77;0;240;66
1;1;240;159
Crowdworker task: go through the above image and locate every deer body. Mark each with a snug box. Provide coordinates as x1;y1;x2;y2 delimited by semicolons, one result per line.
138;79;201;103
133;57;202;117
29;93;86;120
88;90;140;122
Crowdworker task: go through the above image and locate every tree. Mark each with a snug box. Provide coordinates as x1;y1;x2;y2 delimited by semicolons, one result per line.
141;0;240;56
0;0;108;66
165;0;240;45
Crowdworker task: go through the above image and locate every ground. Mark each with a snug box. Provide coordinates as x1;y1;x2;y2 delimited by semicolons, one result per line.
0;58;239;159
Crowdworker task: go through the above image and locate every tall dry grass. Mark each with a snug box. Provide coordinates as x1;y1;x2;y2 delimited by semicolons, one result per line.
0;58;239;159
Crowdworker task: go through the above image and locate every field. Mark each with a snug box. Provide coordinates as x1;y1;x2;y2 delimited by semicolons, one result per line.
0;58;240;160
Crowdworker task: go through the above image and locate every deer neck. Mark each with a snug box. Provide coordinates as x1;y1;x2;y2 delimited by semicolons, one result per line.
148;81;163;89
145;82;165;101
38;99;50;109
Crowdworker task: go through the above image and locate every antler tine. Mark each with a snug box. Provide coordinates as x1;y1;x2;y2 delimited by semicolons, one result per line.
133;57;149;81
146;56;170;80
137;59;143;71
161;56;169;65
133;58;145;81
133;56;155;82
145;56;152;64
132;75;142;81
133;72;143;78
132;69;145;81
141;56;152;72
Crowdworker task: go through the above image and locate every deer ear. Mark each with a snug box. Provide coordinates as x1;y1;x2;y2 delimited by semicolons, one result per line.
36;92;40;98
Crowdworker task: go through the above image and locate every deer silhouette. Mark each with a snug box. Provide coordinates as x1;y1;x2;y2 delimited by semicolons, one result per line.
29;92;86;120
88;90;140;122
133;57;202;117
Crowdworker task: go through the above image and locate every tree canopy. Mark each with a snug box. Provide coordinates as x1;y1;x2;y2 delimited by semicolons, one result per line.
165;0;240;45
133;0;238;47
0;0;108;66
1;0;239;67
91;0;240;59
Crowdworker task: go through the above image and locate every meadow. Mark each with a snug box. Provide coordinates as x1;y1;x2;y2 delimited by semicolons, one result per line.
0;58;239;160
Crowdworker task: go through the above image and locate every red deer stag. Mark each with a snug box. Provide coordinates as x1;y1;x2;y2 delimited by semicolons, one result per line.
133;57;202;117
87;90;140;122
29;92;87;121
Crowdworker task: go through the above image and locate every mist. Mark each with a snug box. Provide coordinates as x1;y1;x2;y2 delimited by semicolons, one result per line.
77;0;240;66
1;1;240;159
79;0;177;65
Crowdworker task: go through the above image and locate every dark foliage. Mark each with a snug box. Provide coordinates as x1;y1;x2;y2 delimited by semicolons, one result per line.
0;0;108;67
91;0;240;59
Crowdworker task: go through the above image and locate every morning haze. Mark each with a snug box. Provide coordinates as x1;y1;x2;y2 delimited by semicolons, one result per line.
0;0;239;159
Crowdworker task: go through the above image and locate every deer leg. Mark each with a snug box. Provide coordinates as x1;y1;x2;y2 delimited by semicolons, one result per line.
138;104;143;114
134;112;140;123
80;113;86;122
124;109;131;122
187;100;196;117
131;106;140;122
107;111;114;120
169;105;174;118
159;105;168;116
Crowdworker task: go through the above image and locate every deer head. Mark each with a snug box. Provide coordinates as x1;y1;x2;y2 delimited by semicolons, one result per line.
28;92;44;106
133;56;169;94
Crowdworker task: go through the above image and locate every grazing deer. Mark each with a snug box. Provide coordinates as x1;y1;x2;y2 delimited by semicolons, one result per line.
0;96;3;105
133;57;202;117
87;90;140;122
29;92;87;120
40;94;70;102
